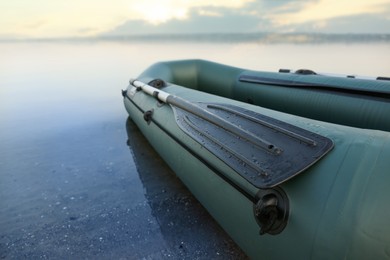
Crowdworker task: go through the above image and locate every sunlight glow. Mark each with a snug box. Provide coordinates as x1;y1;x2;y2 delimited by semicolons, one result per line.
130;1;188;24
128;0;253;24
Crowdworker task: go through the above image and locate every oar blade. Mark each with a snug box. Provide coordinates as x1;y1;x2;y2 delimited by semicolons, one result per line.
174;103;333;188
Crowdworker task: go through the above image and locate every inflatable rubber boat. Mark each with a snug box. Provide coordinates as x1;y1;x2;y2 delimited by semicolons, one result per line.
122;59;390;259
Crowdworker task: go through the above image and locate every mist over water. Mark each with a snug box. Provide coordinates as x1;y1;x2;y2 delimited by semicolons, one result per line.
2;33;390;78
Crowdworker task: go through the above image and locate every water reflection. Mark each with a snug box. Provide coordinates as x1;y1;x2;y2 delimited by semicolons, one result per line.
0;115;169;258
125;118;247;259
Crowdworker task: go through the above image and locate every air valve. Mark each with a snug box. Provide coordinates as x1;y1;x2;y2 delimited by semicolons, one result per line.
253;187;289;235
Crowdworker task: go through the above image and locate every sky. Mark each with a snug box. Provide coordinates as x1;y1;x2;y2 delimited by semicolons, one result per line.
1;0;390;39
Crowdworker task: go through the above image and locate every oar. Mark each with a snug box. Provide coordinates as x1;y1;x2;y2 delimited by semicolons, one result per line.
131;80;282;155
127;79;333;189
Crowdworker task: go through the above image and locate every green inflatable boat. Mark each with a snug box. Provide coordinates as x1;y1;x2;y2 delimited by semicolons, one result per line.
123;59;390;259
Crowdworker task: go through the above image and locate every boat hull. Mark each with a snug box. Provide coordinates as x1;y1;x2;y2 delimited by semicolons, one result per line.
123;60;390;259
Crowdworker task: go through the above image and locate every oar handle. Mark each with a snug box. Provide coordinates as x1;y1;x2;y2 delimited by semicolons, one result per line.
132;80;170;103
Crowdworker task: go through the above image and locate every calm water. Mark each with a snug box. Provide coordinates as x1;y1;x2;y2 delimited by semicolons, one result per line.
1;39;389;258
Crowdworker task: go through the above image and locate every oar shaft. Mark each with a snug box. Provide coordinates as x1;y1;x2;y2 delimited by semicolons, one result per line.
131;80;281;154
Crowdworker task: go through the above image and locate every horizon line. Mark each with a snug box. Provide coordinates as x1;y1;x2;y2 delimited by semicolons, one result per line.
1;32;390;44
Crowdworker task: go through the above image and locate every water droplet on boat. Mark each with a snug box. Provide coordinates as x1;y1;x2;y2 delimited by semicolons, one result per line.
261;172;269;177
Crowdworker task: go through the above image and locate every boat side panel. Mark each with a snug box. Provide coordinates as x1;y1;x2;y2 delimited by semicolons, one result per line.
233;79;390;131
310;133;390;259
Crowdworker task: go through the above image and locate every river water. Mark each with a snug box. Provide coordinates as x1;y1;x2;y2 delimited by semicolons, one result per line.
1;37;389;258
